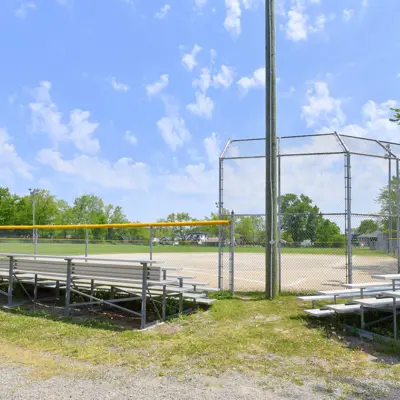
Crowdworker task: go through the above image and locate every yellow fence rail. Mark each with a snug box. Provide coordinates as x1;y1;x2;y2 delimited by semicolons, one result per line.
0;220;230;230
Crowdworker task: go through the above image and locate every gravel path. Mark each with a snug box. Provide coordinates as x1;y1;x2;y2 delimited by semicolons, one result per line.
0;364;280;400
1;361;400;400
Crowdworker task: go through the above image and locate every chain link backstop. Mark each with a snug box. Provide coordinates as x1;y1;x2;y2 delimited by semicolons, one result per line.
219;132;400;293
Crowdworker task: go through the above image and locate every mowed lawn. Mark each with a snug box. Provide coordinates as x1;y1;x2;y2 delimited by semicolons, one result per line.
0;241;392;257
0;294;399;397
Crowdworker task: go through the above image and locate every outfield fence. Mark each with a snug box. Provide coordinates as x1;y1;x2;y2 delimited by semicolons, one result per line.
0;220;235;292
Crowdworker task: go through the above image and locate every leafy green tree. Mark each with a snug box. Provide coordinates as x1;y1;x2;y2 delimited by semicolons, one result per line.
390;108;400;124
280;194;321;244
280;231;293;246
315;219;341;247
357;219;379;235
376;177;398;234
166;212;195;241
236;216;264;244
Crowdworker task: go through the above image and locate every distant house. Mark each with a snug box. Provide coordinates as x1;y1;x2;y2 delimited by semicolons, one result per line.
358;230;388;251
186;232;208;244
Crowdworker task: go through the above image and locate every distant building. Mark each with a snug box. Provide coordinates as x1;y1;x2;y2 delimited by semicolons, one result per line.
358;230;388;251
186;232;208;244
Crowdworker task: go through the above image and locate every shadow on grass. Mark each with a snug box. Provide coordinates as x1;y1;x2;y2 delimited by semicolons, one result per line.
0;291;205;333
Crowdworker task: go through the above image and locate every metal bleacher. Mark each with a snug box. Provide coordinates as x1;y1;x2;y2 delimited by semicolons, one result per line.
0;253;218;329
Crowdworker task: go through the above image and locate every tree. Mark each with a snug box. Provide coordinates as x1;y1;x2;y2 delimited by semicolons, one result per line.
390;108;400;125
54;200;73;239
357;219;379;235
376;177;398;234
236;216;264;245
166;212;195;241
280;194;321;244
315;219;341;247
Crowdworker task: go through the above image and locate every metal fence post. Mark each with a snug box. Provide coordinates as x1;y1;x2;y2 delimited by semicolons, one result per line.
346;153;353;284
229;211;235;295
277;138;282;293
388;149;393;254
218;157;224;290
8;256;14;307
85;228;89;260
34;229;38;258
65;258;72;316
396;159;400;273
149;227;153;261
141;262;148;329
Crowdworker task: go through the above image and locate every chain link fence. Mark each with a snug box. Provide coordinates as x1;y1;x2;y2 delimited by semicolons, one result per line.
0;222;232;291
220;133;400;293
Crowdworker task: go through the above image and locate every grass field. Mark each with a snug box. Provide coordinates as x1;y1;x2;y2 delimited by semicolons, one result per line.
0;294;399;397
0;241;392;257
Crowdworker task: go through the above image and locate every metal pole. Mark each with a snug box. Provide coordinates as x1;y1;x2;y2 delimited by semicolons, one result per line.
149;227;153;261
265;0;278;298
8;256;14;307
218;157;223;290
229;211;235;295
277;141;282;293
346;153;353;284
396;159;400;273
141;262;148;329
32;196;37;257
389;150;393;254
65;259;72;316
85;228;89;260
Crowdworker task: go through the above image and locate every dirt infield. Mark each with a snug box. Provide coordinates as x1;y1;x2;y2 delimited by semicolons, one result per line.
90;252;399;292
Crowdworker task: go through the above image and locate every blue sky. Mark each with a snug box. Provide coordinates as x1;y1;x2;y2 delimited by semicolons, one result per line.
0;0;399;221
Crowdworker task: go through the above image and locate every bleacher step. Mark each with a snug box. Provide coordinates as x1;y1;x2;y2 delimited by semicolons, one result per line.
304;309;335;317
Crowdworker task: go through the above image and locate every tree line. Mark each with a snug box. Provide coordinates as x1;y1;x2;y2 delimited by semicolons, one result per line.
0;185;393;247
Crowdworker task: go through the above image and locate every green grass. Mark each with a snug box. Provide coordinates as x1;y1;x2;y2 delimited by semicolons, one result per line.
0;294;399;383
0;241;392;257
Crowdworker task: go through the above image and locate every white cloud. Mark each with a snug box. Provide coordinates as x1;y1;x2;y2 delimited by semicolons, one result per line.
285;2;308;41
361;0;368;8
212;65;234;88
187;92;215;119
193;68;211;92
0;128;32;181
283;0;334;41
146;74;169;96
194;0;207;8
29;81;69;143
301;81;346;128
224;0;241;36
110;77;130;92
157;99;191;150
309;13;335;33
155;4;171;19
204;132;220;165
396;73;400;79
14;2;36;19
342;9;354;22
69;110;100;155
237;67;265;92
124;130;138;146
29;81;100;154
182;44;202;71
37;149;150;190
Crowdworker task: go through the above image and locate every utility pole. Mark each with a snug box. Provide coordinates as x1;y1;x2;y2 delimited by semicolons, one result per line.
265;0;278;298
